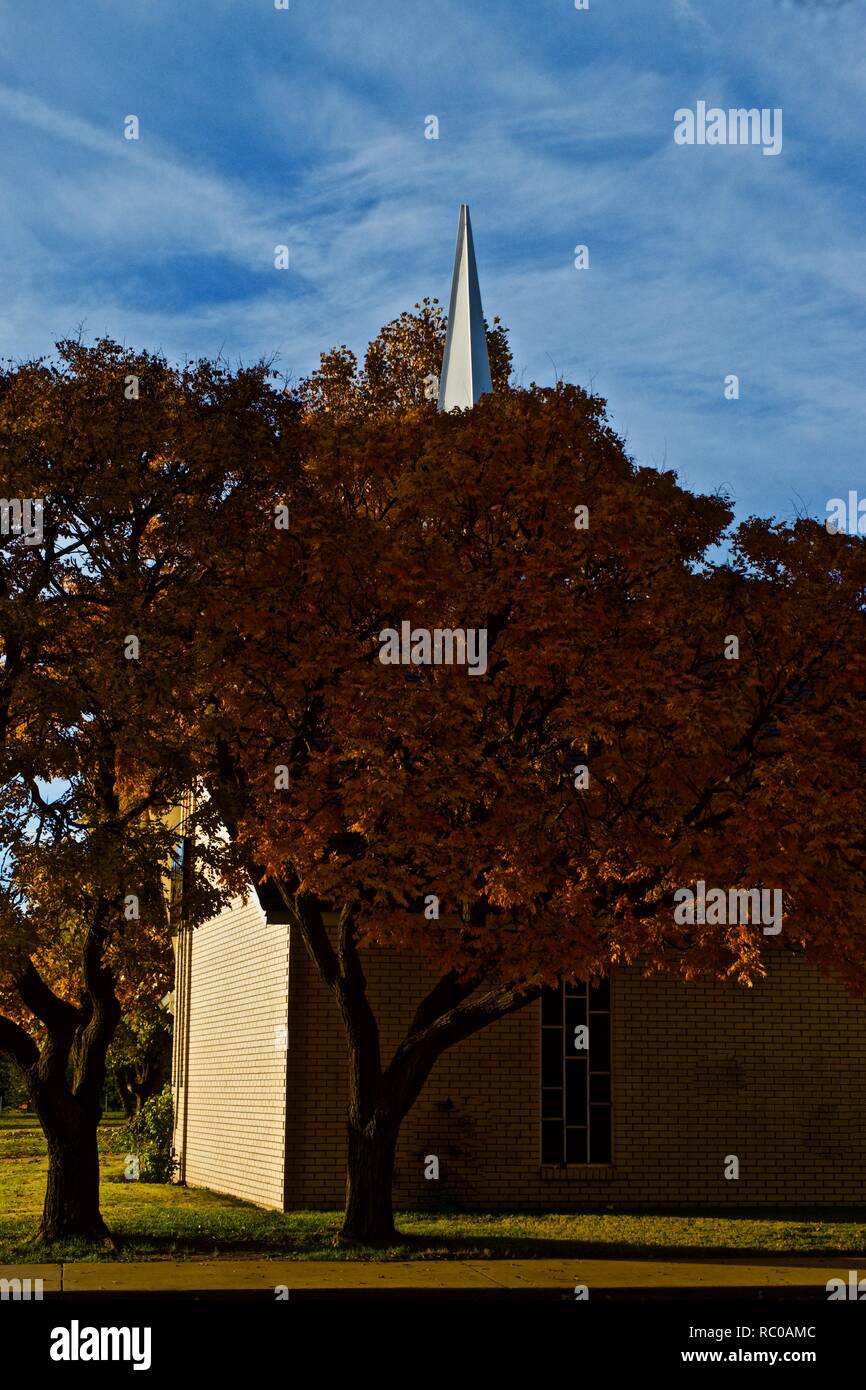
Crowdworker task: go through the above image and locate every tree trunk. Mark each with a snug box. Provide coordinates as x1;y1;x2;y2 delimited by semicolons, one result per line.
114;1025;173;1116
284;891;540;1249
114;1067;137;1118
3;849;124;1246
341;1115;400;1244
35;1096;108;1242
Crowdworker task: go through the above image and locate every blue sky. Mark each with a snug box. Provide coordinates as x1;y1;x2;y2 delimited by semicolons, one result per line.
0;0;863;525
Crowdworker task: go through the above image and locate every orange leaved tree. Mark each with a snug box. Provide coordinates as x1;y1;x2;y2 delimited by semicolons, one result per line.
0;341;280;1240
188;308;866;1243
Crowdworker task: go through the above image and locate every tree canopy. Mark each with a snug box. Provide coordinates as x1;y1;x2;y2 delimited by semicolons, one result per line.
193;318;866;995
0;306;863;1245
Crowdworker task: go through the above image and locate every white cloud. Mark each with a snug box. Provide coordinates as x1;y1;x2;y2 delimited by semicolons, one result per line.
0;1;863;527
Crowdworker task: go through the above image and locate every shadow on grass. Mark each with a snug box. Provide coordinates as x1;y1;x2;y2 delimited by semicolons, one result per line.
6;1205;866;1265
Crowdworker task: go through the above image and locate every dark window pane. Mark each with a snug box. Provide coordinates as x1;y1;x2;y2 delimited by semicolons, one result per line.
541;979;614;1168
589;1107;612;1163
564;979;587;999
565;1058;587;1124
565;1127;588;1164
565;996;587;1039
542;1120;563;1164
589;1015;611;1068
590;978;610;1010
541;1087;562;1121
589;1072;611;1104
541;1029;563;1088
541;987;562;1026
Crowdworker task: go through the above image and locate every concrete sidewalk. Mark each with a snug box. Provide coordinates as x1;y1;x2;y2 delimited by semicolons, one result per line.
0;1256;852;1297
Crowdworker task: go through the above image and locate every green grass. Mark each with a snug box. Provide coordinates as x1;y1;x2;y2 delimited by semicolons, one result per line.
1;1126;865;1264
0;1111;42;1128
0;1110;124;1130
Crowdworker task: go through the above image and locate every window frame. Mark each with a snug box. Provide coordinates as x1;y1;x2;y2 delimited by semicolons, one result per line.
540;977;613;1167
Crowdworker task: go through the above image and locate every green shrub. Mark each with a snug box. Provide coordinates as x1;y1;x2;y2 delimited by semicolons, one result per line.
0;1056;28;1112
119;1083;177;1183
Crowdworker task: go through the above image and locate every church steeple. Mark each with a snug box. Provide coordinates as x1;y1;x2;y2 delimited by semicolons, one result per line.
437;204;493;412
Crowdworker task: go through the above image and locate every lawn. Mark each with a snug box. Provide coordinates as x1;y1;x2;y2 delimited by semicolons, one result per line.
2;1125;865;1264
0;1111;46;1129
0;1110;125;1129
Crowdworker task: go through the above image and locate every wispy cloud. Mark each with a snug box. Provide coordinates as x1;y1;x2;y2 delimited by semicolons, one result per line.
0;0;862;526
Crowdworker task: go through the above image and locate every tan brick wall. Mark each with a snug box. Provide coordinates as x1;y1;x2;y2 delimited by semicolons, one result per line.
287;941;866;1210
172;895;290;1209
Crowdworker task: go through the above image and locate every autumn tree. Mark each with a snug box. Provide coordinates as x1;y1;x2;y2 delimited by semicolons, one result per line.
188;308;866;1243
0;341;282;1240
4;313;862;1250
109;1002;174;1118
302;297;511;417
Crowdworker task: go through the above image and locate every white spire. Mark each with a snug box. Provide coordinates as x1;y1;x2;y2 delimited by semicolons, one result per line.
437;204;493;412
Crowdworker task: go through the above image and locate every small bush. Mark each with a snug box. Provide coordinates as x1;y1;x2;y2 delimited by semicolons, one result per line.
119;1084;177;1183
0;1055;28;1112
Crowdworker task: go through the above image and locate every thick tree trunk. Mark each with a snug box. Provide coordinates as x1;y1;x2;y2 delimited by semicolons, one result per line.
341;1116;400;1244
17;919;121;1244
282;891;541;1249
35;1096;109;1242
